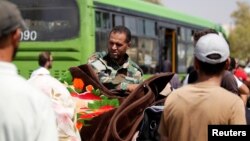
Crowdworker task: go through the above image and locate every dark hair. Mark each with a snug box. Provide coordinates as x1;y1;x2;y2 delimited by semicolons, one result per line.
187;66;195;74
196;58;227;76
109;26;131;43
193;28;218;43
229;56;236;71
38;51;51;67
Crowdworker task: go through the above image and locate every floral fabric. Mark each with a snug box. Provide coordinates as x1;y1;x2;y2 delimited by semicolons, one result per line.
28;68;80;141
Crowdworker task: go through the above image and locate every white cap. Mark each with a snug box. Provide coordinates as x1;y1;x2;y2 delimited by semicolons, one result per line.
194;33;230;64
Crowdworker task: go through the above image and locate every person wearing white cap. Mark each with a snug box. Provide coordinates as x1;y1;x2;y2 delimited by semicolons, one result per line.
0;1;58;141
158;30;246;141
185;29;239;95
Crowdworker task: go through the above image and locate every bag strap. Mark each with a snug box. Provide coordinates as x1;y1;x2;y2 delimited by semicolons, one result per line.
103;72;174;141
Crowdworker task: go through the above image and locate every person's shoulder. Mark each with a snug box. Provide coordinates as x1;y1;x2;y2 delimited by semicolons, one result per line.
164;85;189;104
129;59;140;69
221;70;238;93
88;51;107;63
30;68;39;77
223;70;233;77
215;86;239;97
167;85;190;96
30;67;50;78
128;59;143;74
222;71;236;82
12;75;51;101
88;51;108;71
217;87;243;104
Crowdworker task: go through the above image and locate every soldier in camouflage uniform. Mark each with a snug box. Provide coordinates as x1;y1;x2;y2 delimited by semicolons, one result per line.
88;26;143;92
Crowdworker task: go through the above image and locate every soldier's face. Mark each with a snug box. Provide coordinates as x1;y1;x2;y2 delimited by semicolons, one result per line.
108;32;130;60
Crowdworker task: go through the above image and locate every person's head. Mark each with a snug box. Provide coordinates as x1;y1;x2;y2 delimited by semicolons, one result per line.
229;56;236;71
194;33;230;76
238;60;246;68
193;28;218;45
163;59;172;72
108;26;131;62
38;51;53;69
0;1;26;62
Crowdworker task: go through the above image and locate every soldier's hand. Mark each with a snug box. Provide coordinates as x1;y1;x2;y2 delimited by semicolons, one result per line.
113;74;126;84
127;84;139;92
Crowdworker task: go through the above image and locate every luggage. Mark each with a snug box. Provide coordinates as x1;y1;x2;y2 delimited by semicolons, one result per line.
136;106;164;141
68;64;174;141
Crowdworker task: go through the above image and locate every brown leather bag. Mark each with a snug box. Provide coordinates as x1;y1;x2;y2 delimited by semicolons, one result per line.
69;64;174;141
69;64;127;103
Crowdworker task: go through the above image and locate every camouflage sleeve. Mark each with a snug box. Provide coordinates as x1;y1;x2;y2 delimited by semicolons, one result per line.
87;52;116;84
89;59;114;84
127;64;144;84
87;54;98;64
88;51;107;63
131;70;143;83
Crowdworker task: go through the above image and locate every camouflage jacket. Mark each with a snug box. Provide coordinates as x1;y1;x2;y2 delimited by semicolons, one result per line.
88;51;143;90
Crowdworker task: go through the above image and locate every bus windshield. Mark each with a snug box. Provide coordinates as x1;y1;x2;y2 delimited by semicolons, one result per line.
10;0;79;41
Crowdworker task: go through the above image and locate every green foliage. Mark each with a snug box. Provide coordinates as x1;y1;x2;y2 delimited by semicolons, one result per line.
58;70;73;85
88;96;119;109
229;1;250;59
92;89;101;96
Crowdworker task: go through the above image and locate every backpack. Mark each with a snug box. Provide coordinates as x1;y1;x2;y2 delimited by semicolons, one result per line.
136;105;164;141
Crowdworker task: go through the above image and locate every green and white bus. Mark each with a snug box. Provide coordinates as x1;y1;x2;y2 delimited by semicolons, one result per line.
10;0;225;79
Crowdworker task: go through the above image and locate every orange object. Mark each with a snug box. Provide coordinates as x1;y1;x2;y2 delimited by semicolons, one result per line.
86;85;94;92
76;121;83;130
73;78;84;90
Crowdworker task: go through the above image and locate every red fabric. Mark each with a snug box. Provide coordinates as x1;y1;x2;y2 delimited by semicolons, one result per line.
234;68;247;81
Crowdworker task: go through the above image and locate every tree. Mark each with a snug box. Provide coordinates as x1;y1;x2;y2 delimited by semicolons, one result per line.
143;0;162;5
229;1;250;59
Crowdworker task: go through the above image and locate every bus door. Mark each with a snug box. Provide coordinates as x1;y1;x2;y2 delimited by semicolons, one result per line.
158;25;177;73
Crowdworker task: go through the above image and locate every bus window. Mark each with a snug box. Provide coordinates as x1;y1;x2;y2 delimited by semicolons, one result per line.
95;11;102;28
10;0;79;41
137;38;158;74
186;44;194;68
113;14;123;26
124;16;136;35
177;43;186;73
95;11;111;29
186;28;193;42
136;19;144;36
145;20;156;37
180;27;186;41
95;11;111;52
127;37;159;74
95;31;108;52
103;13;110;29
127;37;138;62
